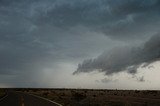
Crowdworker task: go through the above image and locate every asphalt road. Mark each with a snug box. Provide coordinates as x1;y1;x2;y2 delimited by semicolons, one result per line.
0;91;62;106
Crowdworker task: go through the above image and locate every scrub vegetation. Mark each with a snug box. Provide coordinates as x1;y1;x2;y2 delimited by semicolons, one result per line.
0;89;6;98
15;88;160;106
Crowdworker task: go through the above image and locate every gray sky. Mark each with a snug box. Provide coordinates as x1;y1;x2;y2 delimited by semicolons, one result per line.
0;0;160;89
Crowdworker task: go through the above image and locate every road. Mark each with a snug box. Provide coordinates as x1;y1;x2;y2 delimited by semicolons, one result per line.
0;91;62;106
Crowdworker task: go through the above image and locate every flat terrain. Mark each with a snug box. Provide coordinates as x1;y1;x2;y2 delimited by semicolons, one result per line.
0;89;5;98
1;88;160;106
0;91;61;106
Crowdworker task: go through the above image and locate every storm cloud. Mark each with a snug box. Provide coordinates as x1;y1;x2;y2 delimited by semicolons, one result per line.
74;35;160;75
1;0;160;39
0;0;160;87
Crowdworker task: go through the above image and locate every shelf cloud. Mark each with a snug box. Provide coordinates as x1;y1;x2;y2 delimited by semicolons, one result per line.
74;35;160;75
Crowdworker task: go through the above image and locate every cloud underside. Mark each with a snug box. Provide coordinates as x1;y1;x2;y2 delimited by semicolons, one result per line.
74;35;160;75
1;0;160;39
0;0;160;86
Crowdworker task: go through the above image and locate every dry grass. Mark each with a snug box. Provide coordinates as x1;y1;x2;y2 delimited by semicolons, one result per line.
0;89;6;98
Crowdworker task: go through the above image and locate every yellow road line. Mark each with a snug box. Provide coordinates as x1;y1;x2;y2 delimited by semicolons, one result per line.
21;96;25;106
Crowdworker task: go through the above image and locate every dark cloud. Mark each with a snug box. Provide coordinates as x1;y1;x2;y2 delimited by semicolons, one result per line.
101;78;118;83
132;75;145;82
28;0;159;40
0;0;160;87
1;0;158;39
138;76;145;82
74;35;160;75
49;0;160;39
0;0;110;86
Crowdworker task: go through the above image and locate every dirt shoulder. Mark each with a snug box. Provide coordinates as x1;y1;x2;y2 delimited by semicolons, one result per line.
0;89;6;99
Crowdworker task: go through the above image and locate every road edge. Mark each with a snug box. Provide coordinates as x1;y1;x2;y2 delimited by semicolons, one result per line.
17;91;63;106
0;93;8;101
29;93;63;106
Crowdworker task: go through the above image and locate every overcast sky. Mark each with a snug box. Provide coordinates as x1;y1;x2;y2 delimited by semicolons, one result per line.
0;0;160;89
